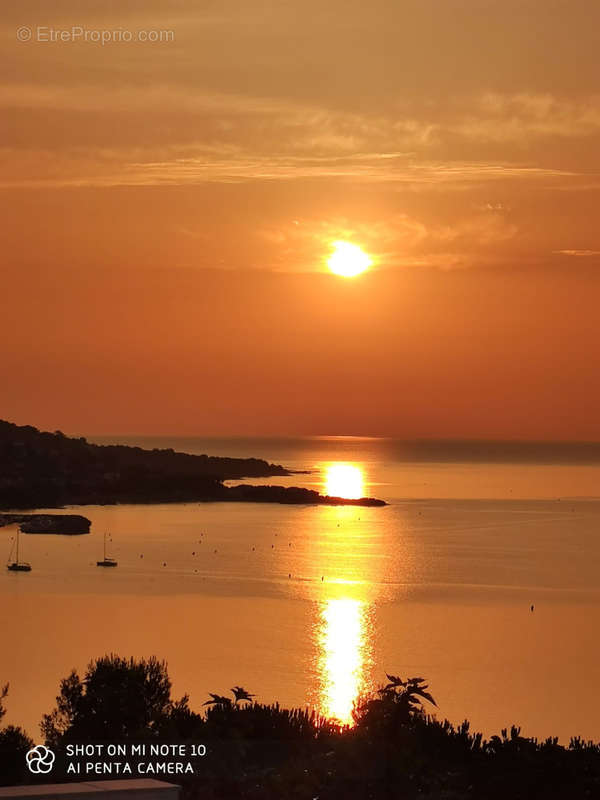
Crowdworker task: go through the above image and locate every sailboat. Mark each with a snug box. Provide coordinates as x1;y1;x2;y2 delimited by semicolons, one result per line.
6;527;32;572
97;531;118;567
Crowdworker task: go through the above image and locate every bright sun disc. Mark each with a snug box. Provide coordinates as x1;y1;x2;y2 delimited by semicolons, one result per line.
327;241;372;277
325;463;365;499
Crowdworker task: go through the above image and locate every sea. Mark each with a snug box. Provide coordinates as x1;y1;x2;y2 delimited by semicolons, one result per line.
2;435;600;743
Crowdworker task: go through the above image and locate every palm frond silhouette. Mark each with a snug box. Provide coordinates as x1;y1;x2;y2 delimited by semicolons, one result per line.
202;693;233;709
231;686;255;704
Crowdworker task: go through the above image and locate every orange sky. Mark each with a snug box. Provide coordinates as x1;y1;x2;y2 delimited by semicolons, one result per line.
2;1;600;438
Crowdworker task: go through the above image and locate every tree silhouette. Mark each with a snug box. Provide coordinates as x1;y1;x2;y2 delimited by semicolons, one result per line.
0;683;33;786
41;655;177;745
30;658;600;799
0;684;8;725
231;686;255;705
353;675;437;731
202;693;233;710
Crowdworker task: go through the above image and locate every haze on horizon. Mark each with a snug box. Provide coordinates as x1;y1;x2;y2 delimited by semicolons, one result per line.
2;1;600;440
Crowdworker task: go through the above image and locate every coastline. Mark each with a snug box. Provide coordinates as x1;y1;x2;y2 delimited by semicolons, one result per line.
0;486;386;517
0;421;386;510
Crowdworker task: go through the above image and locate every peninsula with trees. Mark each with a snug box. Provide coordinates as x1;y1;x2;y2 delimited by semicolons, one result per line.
0;420;385;510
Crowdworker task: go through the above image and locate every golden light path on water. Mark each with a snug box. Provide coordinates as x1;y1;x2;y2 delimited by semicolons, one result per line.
313;461;376;725
318;596;368;724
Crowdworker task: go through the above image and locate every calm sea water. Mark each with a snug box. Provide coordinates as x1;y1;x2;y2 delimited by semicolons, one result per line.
2;436;600;742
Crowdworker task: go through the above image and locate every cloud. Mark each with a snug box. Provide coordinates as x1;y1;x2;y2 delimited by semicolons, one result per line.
252;207;519;273
458;93;600;141
0;143;574;189
554;249;600;257
1;80;595;190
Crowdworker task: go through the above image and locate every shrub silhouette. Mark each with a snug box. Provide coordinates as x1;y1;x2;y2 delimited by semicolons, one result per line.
353;674;437;732
0;683;33;786
33;656;600;799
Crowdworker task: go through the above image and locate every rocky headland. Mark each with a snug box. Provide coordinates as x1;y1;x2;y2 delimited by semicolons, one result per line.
0;420;386;509
0;513;91;534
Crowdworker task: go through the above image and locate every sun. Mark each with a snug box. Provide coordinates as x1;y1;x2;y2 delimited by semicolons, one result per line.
327;240;372;277
324;463;365;499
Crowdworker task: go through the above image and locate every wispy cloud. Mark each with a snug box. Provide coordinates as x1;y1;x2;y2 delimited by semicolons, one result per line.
1;80;596;190
554;249;600;257
251;206;519;273
0;143;575;189
448;93;600;142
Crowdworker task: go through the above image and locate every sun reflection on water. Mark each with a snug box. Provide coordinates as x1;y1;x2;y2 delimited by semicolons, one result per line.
318;596;369;725
301;461;390;725
324;463;365;499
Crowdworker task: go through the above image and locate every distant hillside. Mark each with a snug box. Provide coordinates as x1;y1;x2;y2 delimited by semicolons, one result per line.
0;420;289;509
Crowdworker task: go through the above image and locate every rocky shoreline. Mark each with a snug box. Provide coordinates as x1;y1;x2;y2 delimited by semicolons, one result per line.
0;513;91;534
0;487;386;525
221;484;387;506
1;420;387;510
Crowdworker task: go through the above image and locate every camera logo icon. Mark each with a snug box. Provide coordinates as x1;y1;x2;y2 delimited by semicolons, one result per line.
26;745;56;774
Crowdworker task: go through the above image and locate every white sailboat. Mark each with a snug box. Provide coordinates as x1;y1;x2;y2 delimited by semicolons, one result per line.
6;527;32;572
97;531;118;567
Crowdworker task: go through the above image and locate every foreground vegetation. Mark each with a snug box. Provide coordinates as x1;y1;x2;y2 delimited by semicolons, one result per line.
2;655;600;798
